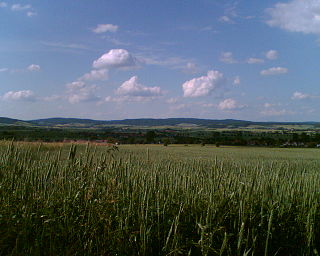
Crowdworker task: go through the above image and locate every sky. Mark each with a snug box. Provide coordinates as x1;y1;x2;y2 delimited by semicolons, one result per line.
1;0;320;121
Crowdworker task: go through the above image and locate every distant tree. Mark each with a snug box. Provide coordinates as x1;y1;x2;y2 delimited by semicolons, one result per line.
146;131;156;143
163;138;170;146
300;132;310;143
128;137;136;144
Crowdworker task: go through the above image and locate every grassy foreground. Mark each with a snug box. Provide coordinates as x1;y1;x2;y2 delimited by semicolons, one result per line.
1;142;320;255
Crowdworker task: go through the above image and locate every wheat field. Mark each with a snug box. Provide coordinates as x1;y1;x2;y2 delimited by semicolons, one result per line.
1;142;320;255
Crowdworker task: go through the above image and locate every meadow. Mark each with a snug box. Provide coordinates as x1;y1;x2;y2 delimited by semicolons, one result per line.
1;141;320;255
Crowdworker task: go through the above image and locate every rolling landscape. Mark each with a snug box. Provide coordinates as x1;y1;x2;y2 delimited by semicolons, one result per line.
1;116;320;255
1;116;320;129
2;0;320;255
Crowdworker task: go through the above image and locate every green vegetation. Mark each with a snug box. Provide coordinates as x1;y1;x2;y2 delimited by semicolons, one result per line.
1;142;320;255
2;116;320;148
1;124;320;148
1;116;320;130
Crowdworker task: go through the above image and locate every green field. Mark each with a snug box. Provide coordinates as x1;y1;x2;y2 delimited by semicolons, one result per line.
1;142;320;255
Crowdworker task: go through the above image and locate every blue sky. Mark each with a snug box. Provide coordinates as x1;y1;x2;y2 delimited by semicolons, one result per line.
1;0;320;121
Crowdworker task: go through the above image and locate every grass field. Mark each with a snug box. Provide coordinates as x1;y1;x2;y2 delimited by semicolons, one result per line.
1;142;320;255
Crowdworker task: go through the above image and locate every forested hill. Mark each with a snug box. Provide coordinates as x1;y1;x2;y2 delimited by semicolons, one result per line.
0;117;32;126
0;117;319;129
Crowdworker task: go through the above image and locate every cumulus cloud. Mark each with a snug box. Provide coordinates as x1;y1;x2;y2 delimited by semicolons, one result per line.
260;67;288;76
220;52;237;64
116;76;163;98
218;98;244;110
3;90;35;101
79;69;108;81
92;49;140;69
247;58;264;64
27;64;40;72
291;91;312;100
182;70;224;97
66;81;99;104
265;50;278;60
266;0;320;34
92;24;118;34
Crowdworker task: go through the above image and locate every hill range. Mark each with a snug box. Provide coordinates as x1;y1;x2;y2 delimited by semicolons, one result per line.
0;117;319;130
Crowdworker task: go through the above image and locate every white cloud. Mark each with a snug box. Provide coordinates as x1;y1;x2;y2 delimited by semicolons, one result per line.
105;37;130;46
0;2;7;8
166;97;179;104
170;103;187;111
202;103;214;108
3;90;35;101
139;54;193;72
220;52;237;64
92;49;140;69
11;4;31;11
266;0;320;35
260;67;288;76
264;103;277;108
233;76;241;85
261;109;291;116
66;81;86;91
27;11;36;17
184;62;198;74
291;91;312;100
182;70;224;97
0;68;8;72
219;16;234;23
43;95;62;102
27;64;40;72
105;96;122;102
92;24;118;34
247;58;264;64
105;95;159;103
265;50;278;60
200;26;216;32
218;98;244;110
116;76;163;97
41;41;89;50
66;81;99;104
79;69;108;81
11;4;36;17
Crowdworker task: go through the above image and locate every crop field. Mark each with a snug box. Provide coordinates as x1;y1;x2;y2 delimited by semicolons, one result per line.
1;142;320;255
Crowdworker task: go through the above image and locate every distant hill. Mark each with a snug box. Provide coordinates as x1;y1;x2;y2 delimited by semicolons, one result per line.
0;117;319;129
102;118;254;128
29;117;255;128
29;118;107;126
0;117;31;126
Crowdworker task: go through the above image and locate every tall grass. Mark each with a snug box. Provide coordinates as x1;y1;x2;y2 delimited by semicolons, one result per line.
1;142;320;255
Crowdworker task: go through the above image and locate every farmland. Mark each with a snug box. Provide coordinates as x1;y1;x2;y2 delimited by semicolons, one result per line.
2;117;320;148
1;142;320;255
